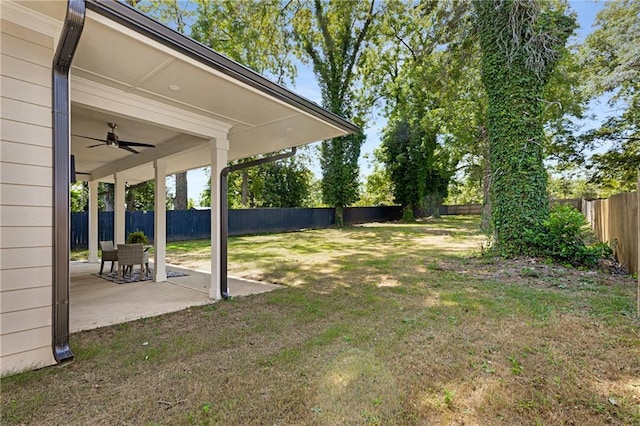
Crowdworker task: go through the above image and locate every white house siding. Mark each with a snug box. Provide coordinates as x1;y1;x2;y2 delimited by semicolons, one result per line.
0;12;58;375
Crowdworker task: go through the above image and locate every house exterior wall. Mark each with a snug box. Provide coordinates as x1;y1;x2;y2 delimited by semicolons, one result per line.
0;6;60;375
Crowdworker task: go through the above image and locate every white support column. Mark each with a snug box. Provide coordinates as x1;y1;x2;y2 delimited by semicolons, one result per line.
114;173;126;245
88;180;99;262
154;159;167;283
210;136;229;300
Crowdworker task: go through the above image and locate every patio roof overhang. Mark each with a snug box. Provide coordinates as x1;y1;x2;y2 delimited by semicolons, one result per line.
28;0;358;368
68;0;358;184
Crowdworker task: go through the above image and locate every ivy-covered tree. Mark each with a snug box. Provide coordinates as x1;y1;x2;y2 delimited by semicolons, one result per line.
292;0;379;225
475;0;576;256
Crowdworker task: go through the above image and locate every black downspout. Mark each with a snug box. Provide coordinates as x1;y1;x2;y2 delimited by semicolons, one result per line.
52;0;85;363
219;148;297;299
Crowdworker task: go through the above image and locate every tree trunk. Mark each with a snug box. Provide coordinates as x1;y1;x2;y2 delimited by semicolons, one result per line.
480;126;492;231
335;205;344;227
241;171;249;207
174;172;188;210
402;204;415;222
476;0;572;255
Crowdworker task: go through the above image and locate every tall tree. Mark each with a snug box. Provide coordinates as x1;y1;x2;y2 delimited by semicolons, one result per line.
475;0;575;255
292;0;379;225
579;0;640;192
366;1;482;220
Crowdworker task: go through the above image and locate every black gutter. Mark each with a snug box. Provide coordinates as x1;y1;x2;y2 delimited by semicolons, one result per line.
52;0;85;363
219;148;297;299
83;0;359;135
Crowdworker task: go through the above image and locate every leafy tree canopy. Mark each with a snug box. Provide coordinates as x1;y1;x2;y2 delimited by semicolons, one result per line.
292;0;381;224
579;0;640;191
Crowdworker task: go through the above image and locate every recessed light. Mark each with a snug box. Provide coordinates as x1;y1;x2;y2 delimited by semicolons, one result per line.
286;127;293;132
168;84;181;91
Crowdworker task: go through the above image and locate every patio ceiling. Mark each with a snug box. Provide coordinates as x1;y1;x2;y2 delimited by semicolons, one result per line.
69;1;355;184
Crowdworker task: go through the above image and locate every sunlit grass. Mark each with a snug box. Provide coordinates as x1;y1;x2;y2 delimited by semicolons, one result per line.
5;216;639;425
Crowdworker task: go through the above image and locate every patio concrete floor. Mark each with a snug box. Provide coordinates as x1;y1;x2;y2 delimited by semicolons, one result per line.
70;261;282;333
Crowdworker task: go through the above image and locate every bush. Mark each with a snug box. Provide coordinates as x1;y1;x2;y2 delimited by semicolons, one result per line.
524;204;612;267
126;230;149;245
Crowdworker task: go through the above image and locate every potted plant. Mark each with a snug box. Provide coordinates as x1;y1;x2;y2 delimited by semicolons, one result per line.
126;230;149;245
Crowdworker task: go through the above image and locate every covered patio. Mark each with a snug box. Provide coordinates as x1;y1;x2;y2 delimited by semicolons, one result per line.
70;261;282;332
68;2;356;296
60;1;356;339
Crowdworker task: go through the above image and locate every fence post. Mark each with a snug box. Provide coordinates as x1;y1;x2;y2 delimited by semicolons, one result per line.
637;170;639;318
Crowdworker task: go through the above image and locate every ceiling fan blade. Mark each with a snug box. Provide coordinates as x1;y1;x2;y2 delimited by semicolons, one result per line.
119;145;140;154
76;171;91;175
119;140;156;148
87;143;106;148
72;134;106;143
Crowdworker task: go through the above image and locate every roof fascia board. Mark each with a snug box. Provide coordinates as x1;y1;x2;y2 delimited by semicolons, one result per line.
72;77;232;138
84;0;359;135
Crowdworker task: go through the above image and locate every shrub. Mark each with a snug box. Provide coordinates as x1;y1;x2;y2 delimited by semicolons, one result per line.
524;204;612;267
126;230;149;245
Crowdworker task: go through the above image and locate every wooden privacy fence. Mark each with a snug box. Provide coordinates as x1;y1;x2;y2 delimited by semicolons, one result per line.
583;192;639;274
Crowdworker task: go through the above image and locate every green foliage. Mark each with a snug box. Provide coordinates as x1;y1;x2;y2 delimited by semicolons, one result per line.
319;132;365;215
124;0;193;33
380;119;451;219
125;181;155;211
508;355;524;376
127;230;149;245
381;119;427;217
547;176;599;200
190;0;297;84
357;154;394;206
583;117;640;193
475;0;576;256
293;0;380;223
524;204;612;267
259;159;312;207
578;0;640;191
200;155;313;209
70;182;88;212
368;1;480;217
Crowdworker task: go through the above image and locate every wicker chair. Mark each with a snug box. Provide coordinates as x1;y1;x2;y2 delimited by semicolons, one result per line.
99;241;118;275
117;243;150;279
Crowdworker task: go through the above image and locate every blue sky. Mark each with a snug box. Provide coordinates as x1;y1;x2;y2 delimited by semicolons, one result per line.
186;0;606;204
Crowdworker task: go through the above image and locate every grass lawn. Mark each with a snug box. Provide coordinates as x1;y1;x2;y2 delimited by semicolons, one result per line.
3;216;639;424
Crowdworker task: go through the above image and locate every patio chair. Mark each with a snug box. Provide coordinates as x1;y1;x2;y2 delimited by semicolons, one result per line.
99;241;118;275
117;243;150;279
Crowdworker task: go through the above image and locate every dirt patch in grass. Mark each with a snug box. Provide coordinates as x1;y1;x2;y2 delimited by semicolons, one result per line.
3;216;639;425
